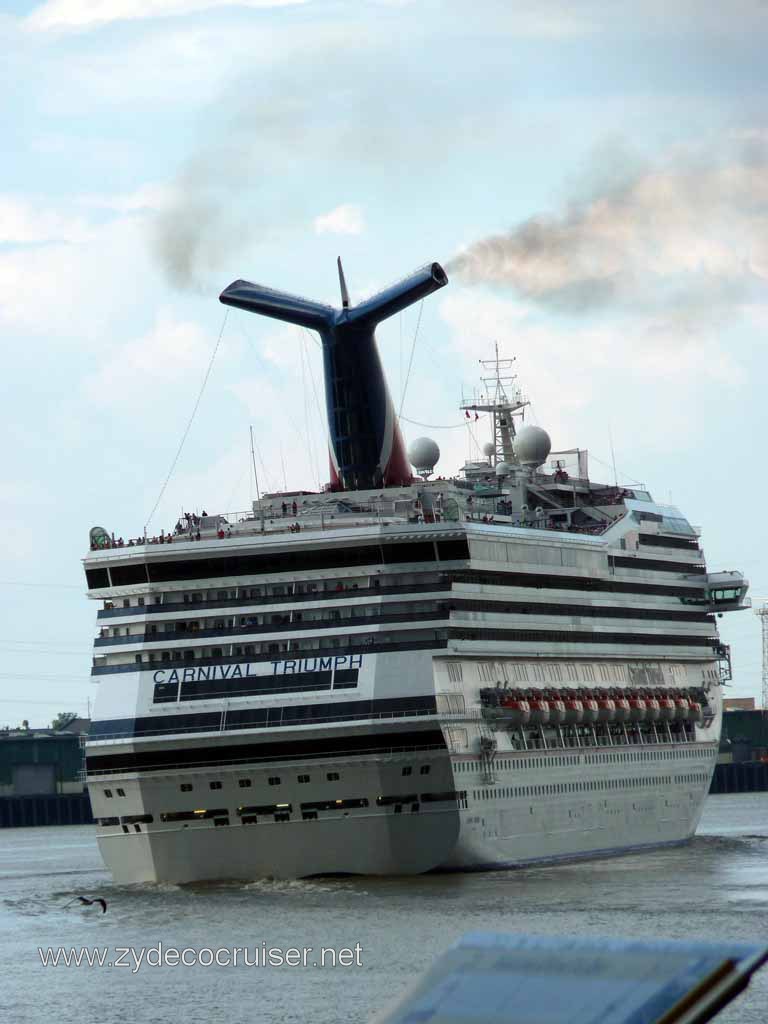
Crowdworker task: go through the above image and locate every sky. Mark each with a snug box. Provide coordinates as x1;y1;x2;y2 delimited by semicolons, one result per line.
1;0;767;727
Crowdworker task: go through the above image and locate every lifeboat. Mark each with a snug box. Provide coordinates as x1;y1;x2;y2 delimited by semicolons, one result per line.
673;697;690;721
562;698;584;725
627;696;647;722
548;698;566;726
527;698;550;726
595;697;616;723
499;696;531;726
656;695;676;722
581;698;599;725
613;697;631;723
644;697;660;723
688;701;704;724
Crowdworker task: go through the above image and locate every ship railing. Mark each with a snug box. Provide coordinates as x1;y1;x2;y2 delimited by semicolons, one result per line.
463;512;612;537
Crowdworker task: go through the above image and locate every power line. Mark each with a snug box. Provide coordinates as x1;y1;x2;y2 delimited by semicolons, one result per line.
0;581;81;590
0;698;89;706
0;672;92;682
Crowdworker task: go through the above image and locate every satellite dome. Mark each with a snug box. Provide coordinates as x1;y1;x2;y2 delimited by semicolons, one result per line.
482;442;495;458
495;461;513;477
408;437;440;477
514;425;551;468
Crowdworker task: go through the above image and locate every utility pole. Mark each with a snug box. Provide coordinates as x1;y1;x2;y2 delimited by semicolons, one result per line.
757;604;768;712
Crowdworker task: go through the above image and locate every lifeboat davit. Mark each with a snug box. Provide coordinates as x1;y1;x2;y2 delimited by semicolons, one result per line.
627;696;647;722
499;696;531;726
674;697;690;721
613;697;631;723
562;698;584;725
595;698;616;723
581;698;599;724
548;698;566;726
527;698;550;726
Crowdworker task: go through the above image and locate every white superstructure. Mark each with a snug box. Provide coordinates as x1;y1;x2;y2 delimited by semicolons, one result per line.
82;267;749;884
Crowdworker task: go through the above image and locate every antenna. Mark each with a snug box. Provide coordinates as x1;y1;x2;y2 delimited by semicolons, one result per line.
337;257;350;309
249;425;261;503
608;424;618;487
461;342;528;465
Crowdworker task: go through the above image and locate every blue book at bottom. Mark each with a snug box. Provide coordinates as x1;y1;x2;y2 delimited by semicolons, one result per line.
373;932;768;1024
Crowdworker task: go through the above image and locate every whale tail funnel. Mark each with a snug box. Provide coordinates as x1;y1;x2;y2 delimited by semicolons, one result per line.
220;261;448;491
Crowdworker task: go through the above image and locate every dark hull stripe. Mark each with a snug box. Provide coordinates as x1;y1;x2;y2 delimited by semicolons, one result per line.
88;694;438;742
86;727;447;776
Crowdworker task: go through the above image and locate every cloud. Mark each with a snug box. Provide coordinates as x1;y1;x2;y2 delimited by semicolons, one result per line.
76;183;171;214
313;203;365;236
0;211;162;340
447;137;768;317
82;312;214;406
438;286;746;456
0;196;94;244
26;0;307;32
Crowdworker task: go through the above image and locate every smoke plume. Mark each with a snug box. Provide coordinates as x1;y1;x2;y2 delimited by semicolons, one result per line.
447;137;768;315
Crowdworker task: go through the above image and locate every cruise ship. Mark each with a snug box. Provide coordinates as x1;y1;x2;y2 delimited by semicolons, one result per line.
83;261;750;883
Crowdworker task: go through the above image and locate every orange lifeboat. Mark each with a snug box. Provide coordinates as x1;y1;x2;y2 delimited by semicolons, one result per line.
562;697;584;725
657;694;676;722
674;697;690;721
548;698;566;726
499;696;531;726
527;697;550;726
627;695;647;722
644;696;660;723
613;697;631;723
688;701;704;724
595;697;616;723
581;698;599;725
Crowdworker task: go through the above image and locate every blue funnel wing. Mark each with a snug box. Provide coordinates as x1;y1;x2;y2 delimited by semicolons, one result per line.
219;279;334;332
345;262;448;327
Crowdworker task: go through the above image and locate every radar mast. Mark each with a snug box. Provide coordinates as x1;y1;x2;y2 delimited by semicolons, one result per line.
461;342;528;466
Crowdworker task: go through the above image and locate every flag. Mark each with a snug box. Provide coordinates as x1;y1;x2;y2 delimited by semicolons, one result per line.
465;410;470;419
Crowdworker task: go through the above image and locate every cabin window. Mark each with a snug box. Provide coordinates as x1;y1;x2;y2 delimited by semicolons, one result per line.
180;783;193;792
104;789;113;798
298;775;310;784
238;779;252;788
268;777;281;786
209;781;222;790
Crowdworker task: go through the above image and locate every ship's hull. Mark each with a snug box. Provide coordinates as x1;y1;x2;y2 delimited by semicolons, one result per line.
89;736;717;884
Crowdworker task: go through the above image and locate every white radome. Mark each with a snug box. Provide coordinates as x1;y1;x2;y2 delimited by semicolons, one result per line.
482;442;495;458
514;425;552;468
408;437;440;475
495;461;513;477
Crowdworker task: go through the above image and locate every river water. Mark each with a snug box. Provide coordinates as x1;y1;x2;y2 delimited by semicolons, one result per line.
1;793;767;1024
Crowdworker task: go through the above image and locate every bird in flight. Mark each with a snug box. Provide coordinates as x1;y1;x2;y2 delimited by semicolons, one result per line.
63;895;107;913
